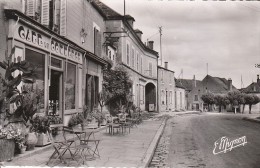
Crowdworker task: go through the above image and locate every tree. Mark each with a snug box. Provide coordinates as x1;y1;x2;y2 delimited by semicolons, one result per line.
201;92;215;111
102;64;133;115
244;94;260;114
227;91;244;114
214;94;229;112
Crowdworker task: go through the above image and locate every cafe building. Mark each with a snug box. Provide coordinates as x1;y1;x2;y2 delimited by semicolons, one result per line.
3;9;106;124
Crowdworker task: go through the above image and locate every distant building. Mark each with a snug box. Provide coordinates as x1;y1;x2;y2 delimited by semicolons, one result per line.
158;62;175;112
178;75;237;111
240;75;260;113
175;79;186;111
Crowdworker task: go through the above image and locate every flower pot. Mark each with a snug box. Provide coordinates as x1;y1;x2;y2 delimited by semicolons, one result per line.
25;132;38;151
0;139;15;162
36;133;51;147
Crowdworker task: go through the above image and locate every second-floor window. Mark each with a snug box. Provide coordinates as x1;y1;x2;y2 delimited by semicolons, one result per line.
194;95;198;101
132;48;135;68
126;44;130;65
136;52;139;72
149;62;153;77
140;56;143;73
25;0;67;36
94;27;101;57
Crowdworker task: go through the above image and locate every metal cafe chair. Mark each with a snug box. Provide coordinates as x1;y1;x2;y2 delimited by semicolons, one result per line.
63;126;96;164
46;124;75;166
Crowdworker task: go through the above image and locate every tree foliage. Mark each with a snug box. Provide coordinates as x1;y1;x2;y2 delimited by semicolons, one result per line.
102;64;133;115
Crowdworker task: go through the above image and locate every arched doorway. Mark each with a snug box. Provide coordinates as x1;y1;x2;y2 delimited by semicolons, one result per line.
145;83;156;112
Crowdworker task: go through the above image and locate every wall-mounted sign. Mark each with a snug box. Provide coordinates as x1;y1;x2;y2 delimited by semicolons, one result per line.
14;24;83;64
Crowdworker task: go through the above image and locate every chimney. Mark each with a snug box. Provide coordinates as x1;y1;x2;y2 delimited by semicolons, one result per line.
164;62;168;69
228;78;232;91
124;15;135;28
135;29;143;40
193;75;196;88
257;75;260;83
148;41;154;50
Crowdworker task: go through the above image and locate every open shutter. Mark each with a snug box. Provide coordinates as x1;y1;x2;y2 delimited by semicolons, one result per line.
26;0;35;17
41;0;49;26
60;0;67;36
96;31;102;57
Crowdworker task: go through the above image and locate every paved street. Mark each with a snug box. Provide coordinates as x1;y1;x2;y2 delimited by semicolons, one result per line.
165;112;260;168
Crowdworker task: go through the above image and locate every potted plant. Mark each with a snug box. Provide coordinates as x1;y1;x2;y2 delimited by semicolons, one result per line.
0;47;39;152
68;113;84;130
30;115;51;147
0;124;23;161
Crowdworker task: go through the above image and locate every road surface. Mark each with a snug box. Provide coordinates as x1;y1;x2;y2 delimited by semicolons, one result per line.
165;113;260;168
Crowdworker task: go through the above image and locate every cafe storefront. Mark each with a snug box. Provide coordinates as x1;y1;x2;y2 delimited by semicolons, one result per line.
5;10;106;124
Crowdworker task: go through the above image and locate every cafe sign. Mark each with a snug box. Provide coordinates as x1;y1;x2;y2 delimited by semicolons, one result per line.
14;24;83;64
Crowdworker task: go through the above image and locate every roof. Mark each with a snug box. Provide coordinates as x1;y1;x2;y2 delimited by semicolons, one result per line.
241;82;260;93
200;75;237;94
158;66;175;74
175;79;186;89
178;75;237;94
177;79;202;91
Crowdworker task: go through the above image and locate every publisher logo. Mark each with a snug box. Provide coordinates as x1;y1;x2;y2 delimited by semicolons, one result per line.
213;136;247;155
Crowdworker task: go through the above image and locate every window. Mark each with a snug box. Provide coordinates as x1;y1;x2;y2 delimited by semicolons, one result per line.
195;95;198;101
169;91;172;104
161;90;165;105
94;27;101;57
140;85;144;104
180;92;182;108
25;0;66;35
126;44;130;65
136;52;139;71
161;70;164;82
149;62;153;77
132;48;135;68
65;62;76;110
25;48;45;110
78;68;83;108
51;57;62;68
140;56;143;73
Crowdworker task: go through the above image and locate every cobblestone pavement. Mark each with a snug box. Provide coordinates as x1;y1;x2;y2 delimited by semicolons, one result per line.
149;115;172;168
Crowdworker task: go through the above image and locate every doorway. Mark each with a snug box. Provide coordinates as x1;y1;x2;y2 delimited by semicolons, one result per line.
145;83;156;112
49;69;63;116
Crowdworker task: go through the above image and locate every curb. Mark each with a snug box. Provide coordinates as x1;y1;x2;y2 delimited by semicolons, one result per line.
243;117;260;124
139;118;167;168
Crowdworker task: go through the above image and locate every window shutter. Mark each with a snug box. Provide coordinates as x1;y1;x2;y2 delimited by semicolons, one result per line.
97;31;102;57
60;0;67;36
26;0;35;17
149;62;152;77
41;0;49;26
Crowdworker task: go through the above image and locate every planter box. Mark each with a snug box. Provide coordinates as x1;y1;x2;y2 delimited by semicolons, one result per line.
36;133;51;147
0;139;15;162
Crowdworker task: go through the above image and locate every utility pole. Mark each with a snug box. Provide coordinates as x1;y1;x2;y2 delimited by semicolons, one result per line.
159;26;162;66
124;0;125;17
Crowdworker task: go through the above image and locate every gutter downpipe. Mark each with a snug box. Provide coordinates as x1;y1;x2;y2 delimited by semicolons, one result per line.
157;56;159;113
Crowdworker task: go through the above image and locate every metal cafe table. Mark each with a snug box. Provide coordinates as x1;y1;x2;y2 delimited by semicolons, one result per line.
63;126;105;164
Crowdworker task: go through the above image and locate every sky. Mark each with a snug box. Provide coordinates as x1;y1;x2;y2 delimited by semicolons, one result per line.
101;0;260;89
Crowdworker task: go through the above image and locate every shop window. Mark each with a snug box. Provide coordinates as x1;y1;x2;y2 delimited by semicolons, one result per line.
65;62;76;110
78;68;83;108
24;48;45;111
51;57;62;68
